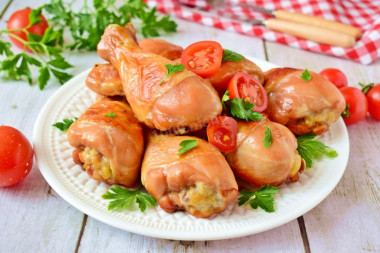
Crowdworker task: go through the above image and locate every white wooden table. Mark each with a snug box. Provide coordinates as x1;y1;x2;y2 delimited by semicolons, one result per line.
1;1;379;252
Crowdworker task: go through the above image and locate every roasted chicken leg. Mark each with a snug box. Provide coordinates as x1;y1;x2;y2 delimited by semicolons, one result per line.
67;100;144;187
97;24;222;132
225;117;305;186
141;134;238;218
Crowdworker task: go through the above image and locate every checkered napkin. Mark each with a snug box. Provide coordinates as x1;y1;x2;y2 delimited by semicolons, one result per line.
146;0;380;65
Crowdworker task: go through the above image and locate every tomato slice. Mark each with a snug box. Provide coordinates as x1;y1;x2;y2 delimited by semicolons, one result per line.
207;116;238;152
227;72;268;112
181;41;223;78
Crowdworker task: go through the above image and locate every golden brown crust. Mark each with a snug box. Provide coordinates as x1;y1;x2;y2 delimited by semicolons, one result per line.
263;68;346;135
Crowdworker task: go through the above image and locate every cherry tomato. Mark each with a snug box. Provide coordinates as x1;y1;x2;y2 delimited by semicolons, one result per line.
366;84;380;120
0;126;34;187
227;72;268;112
207;116;238;152
7;8;49;49
181;41;223;78
319;68;348;89
340;87;368;125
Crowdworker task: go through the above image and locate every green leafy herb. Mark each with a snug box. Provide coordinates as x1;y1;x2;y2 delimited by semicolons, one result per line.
104;112;116;118
102;186;157;212
300;69;311;81
221;90;230;109
263;126;273;148
178;139;197;155
222;49;244;62
359;82;374;95
43;0;177;51
0;8;72;89
52;117;78;131
229;98;264;121
296;133;338;168
158;64;185;85
238;185;279;213
341;104;350;118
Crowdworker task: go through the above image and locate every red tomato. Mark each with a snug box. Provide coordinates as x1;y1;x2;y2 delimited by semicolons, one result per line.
366;84;380;120
320;68;348;89
227;72;268;112
0;126;34;187
181;41;223;78
207;116;237;152
340;87;368;125
7;8;49;49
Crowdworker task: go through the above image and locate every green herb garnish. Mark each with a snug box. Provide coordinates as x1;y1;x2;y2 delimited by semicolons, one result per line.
52;117;78;131
229;98;264;122
178;139;197;155
158;63;185;85
300;69;311;81
221;90;230;109
0;8;72;89
222;49;244;62
104;112;116;118
296;133;338;168
263;126;273;148
238;185;279;213
102;186;157;212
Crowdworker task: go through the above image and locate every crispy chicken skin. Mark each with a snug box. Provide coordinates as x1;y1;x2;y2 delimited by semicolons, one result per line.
264;68;346;135
141;134;238;218
86;63;124;97
225;117;305;186
86;39;183;97
138;38;183;61
207;58;264;93
67;100;144;187
97;24;222;132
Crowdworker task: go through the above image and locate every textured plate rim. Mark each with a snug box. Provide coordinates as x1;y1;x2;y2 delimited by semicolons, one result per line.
33;57;349;241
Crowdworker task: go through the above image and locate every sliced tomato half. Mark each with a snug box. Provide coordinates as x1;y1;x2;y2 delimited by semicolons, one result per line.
207;116;238;152
227;72;268;112
181;41;223;78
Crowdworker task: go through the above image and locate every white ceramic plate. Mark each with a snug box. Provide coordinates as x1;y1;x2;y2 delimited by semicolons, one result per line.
33;57;349;241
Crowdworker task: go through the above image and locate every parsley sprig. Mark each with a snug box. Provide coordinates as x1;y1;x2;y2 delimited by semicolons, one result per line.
0;8;72;89
300;69;311;81
43;0;177;51
102;186;157;212
296;133;338;168
263;126;273;148
238;185;279;213
178;139;197;155
52;117;78;131
222;91;264;121
104;112;116;118
222;49;244;62
158;63;185;85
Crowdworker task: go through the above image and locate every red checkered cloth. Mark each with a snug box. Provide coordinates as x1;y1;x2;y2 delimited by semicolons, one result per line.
146;0;380;65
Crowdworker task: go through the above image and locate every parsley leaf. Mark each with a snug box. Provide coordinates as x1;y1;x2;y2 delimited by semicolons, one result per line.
158;64;185;85
104;112;116;118
178;140;197;155
222;49;244;62
296;133;338;168
238;185;279;213
102;186;157;212
300;69;311;81
229;98;264;121
52;117;78;131
263;126;273;148
221;90;230;109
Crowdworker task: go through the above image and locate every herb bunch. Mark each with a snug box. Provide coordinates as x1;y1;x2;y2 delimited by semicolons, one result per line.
0;8;72;89
43;0;178;51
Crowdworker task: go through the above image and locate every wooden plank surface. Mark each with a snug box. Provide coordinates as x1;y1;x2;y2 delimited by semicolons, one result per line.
1;0;379;252
265;41;380;252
